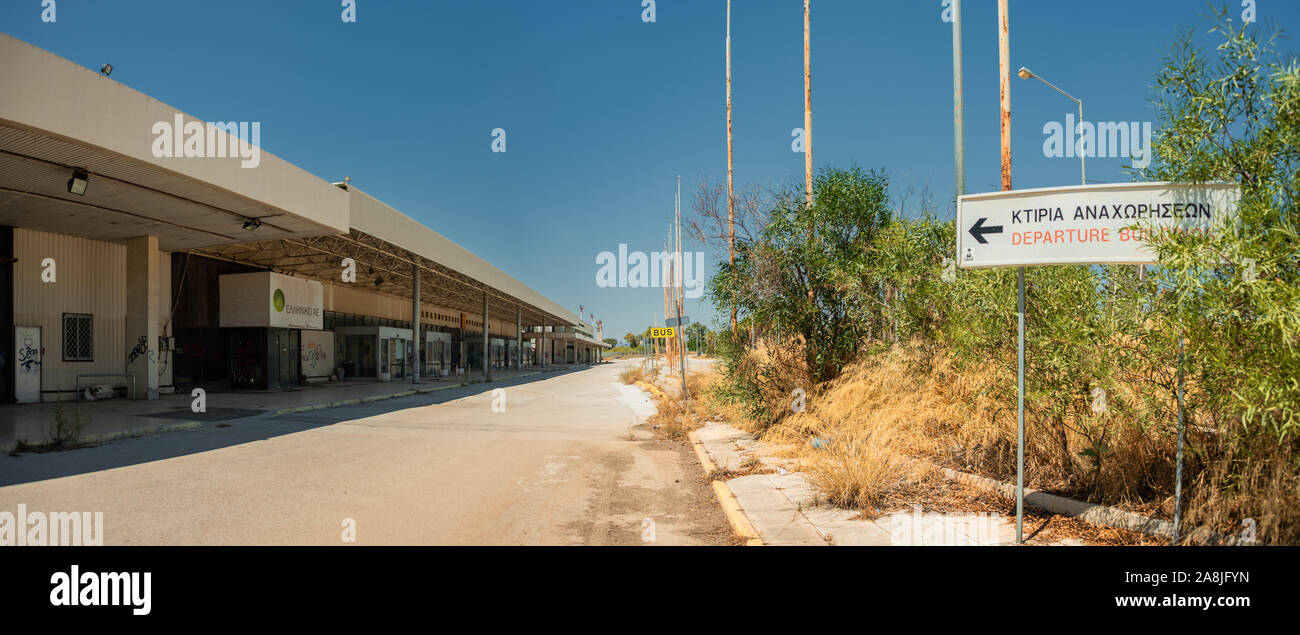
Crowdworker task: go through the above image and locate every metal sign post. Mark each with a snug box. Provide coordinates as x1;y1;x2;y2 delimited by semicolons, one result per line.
648;326;685;398
1016;266;1025;543
676;325;688;402
649;316;655;373
1173;337;1186;545
670;315;690;402
957;182;1239;544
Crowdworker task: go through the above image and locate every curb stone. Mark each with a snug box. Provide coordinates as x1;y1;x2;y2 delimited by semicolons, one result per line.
688;430;763;546
930;463;1245;545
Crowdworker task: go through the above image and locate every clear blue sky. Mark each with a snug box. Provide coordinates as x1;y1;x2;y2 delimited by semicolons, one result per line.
4;1;1295;339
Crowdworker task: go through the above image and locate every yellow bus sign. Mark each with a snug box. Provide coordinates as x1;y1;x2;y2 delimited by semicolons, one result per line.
650;327;676;338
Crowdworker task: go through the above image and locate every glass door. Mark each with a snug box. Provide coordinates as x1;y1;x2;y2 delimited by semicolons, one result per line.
390;338;406;379
273;328;299;389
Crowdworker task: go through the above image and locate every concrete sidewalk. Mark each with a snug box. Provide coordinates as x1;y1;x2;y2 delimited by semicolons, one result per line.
694;422;891;546
694;422;1060;546
1;364;594;452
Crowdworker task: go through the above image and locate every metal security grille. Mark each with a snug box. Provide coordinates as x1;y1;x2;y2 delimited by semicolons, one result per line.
62;313;93;361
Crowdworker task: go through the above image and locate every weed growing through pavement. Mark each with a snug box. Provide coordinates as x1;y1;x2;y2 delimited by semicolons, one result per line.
46;399;88;449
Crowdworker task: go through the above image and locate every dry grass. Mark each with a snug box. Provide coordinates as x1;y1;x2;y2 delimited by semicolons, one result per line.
632;368;726;442
757;349;958;510
885;475;1162;546
764;346;1103;506
1184;437;1300;544
801;424;937;510
618;365;655;385
628;338;1295;542
736;342;1298;544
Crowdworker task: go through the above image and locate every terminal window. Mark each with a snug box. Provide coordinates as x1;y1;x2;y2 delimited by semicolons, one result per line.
62;313;93;361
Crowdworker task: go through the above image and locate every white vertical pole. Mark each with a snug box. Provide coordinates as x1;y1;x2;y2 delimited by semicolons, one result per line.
952;0;964;200
411;266;420;384
1173;337;1186;545
1016;267;1026;544
726;0;737;335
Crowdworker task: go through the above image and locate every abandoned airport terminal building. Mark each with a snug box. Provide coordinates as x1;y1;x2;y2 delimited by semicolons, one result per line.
0;34;607;404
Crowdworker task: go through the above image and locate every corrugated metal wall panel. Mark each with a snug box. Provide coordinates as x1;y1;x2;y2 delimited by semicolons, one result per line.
13;228;127;397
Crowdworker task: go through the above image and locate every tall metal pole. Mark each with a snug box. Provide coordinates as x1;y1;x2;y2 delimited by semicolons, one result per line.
726;0;737;336
1078;99;1086;185
803;0;813;210
1023;70;1085;186
664;232;672;361
998;0;1024;545
952;0;965;200
1016;267;1026;545
681;175;691;377
998;0;1012;193
412;266;420;384
481;291;489;381
804;0;815;306
677;322;688;400
676;176;686;372
1173;337;1186;545
676;177;688;402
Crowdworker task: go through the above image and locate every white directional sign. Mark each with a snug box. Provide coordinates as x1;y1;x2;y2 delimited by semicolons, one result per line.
957;182;1240;268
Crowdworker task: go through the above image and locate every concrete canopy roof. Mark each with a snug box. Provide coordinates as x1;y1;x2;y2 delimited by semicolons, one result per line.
0;34;349;251
0;34;579;329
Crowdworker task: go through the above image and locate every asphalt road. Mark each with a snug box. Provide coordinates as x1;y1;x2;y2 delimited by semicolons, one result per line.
0;361;731;545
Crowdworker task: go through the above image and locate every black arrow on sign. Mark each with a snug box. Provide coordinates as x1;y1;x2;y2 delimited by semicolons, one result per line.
968;217;1003;244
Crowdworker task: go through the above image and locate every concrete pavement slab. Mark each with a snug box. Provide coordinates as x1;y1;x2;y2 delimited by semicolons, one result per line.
0;361;731;545
0;366;581;452
724;474;827;545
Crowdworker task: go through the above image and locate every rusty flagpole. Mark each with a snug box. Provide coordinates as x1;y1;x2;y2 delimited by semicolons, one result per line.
996;0;1025;546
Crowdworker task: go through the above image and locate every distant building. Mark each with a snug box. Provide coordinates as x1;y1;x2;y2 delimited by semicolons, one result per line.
0;34;601;406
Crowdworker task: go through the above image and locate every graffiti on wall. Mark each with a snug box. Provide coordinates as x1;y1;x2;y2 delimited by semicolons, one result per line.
302;339;329;370
126;335;156;365
18;345;39;373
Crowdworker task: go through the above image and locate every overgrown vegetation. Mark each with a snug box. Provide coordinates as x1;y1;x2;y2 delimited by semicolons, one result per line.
11;399;92;454
619;363;725;441
697;11;1299;544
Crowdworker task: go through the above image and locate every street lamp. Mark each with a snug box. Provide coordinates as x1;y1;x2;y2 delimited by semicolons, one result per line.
1018;67;1084;186
1022;68;1144;282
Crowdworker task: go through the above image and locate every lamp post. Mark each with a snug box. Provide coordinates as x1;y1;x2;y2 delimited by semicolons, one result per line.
951;0;964;200
1020;66;1144;285
1018;67;1084;186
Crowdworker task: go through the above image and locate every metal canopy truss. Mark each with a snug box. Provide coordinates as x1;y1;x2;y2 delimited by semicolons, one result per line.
195;229;569;328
